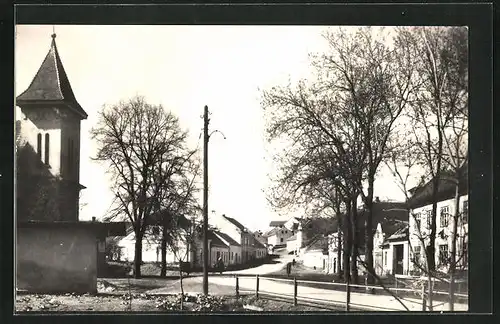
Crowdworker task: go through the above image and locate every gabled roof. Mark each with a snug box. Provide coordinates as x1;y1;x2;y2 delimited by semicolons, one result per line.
269;220;286;227
407;160;468;209
16;34;88;119
222;214;248;232
301;217;338;237
386;224;409;242
251;237;267;249
263;227;279;237
213;230;241;247
207;230;229;248
303;234;329;254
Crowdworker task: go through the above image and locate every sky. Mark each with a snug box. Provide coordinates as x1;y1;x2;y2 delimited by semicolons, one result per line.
15;25;416;232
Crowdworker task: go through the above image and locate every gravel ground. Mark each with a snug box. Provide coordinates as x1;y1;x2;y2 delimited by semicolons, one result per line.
15;292;335;313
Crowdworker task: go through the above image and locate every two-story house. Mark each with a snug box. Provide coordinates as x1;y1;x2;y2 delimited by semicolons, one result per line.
407;162;468;275
209;214;256;263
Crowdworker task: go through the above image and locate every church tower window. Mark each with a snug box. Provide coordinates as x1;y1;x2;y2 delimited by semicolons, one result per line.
37;133;42;159
44;133;50;165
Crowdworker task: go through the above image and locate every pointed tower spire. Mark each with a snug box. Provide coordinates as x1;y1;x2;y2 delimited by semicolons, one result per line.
16;33;88;120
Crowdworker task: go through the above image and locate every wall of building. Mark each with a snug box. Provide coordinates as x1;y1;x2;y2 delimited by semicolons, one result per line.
117;232;190;264
17;226;97;293
302;250;327;270
268;228;293;246
16;106;81;222
228;246;242;265
409;194;469;272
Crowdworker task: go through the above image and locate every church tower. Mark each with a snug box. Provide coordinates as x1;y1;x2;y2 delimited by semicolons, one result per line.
16;33;87;222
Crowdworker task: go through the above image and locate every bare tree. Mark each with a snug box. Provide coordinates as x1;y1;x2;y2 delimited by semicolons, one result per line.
312;27;417;284
150;152;201;277
91;96;195;278
395;26;468;310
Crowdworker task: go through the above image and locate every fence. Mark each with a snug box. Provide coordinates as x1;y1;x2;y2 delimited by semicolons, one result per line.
229;274;468;312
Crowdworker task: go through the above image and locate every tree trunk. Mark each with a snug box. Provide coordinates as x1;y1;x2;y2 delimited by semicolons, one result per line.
449;179;460;311
365;173;375;284
427;184;439;272
160;225;167;277
179;266;184;310
351;197;359;285
134;230;143;279
343;200;352;283
337;213;343;275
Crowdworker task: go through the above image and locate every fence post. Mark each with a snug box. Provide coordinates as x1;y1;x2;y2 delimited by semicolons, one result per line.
293;277;298;306
421;283;426;311
235;275;239;299
255;275;259;299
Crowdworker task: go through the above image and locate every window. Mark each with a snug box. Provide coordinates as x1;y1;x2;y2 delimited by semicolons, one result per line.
37;133;42;159
216;251;220;259
384;251;387;266
280;238;284;243
439;244;449;265
44;133;50;165
440;206;449;227
67;138;72;173
413;246;421;263
414;212;421;231
462;200;468;224
426;210;432;228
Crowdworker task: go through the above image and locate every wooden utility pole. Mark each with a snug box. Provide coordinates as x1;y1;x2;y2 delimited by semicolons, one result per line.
202;105;209;295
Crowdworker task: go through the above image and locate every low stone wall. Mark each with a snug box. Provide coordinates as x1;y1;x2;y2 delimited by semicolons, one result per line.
17;224;98;293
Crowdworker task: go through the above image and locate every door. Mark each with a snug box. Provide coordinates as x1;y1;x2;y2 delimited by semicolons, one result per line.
393;244;404;275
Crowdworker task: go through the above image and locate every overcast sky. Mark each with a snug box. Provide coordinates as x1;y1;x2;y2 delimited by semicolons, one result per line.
15;25;415;231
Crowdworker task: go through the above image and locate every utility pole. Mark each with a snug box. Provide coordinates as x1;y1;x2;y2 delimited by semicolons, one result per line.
202;105;209;295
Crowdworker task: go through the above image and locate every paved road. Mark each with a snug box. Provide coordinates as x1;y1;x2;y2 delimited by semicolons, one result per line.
224;254;294;275
147;275;467;312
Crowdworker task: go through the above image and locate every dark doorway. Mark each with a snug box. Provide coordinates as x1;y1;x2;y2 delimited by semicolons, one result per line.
393;244;404;275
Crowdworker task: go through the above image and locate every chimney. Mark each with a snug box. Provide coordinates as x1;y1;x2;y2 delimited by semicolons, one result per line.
92;216;96;222
375;196;380;203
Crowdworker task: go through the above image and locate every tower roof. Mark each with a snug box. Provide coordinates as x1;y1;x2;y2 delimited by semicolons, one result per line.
16;33;88;119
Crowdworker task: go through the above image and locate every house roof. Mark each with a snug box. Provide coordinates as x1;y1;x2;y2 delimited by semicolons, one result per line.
301;217;338;237
146;210;191;228
251;237;266;249
336;200;409;252
16;34;88;119
386;225;409;242
269;220;286;227
407;159;468;209
18;220;126;238
303;234;329;254
222;214;248;232
262;227;279;237
208;230;229;248
213;230;241;247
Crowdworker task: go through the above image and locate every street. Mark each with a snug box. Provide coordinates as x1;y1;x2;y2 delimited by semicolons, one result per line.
142;254;468;312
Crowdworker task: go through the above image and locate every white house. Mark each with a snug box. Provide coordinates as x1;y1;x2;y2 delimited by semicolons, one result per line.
212;230;242;265
209;214;258;263
325;199;409;276
263;226;293;249
407;165;468;275
373;223;410;276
